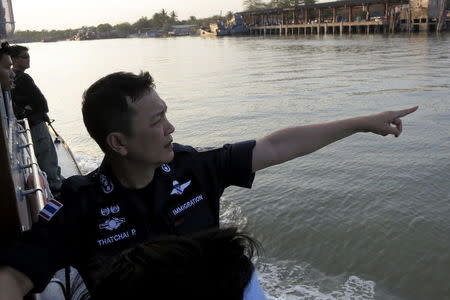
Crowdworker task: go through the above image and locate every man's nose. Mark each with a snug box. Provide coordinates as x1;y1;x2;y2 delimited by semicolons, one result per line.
166;119;175;135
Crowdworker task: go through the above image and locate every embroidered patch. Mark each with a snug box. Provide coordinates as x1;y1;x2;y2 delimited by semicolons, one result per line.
100;205;120;216
172;194;204;216
39;199;63;221
161;164;171;173
170;180;191;195
100;207;110;216
99;217;126;231
99;174;114;194
97;228;137;247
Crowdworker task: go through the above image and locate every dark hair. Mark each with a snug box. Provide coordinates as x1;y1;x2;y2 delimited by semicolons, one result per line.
7;44;28;58
89;227;261;300
82;71;155;153
0;41;11;60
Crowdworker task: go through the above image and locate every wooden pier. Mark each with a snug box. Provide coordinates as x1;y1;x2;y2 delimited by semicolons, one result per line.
249;20;389;35
240;0;447;35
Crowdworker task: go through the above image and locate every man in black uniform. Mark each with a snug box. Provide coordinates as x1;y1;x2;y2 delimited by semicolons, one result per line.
0;71;418;299
8;45;62;191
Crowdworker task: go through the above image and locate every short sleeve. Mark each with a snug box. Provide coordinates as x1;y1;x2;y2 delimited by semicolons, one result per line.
192;140;256;189
220;140;256;188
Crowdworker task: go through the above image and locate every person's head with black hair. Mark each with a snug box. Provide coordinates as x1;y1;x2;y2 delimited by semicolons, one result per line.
0;42;15;91
89;227;263;300
82;71;176;175
8;44;30;72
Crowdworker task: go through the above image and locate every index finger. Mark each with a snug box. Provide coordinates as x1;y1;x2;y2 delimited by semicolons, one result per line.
394;106;419;118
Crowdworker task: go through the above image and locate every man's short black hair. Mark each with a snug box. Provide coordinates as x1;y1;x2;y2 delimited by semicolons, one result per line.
7;44;28;58
82;71;155;153
0;41;11;60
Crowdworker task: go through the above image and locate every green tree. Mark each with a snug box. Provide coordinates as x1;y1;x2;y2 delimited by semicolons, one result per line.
152;9;173;28
113;22;131;35
152;12;163;28
189;16;197;24
170;10;178;22
132;17;151;32
96;23;113;33
268;0;281;8
160;9;168;18
243;0;266;11
267;0;315;7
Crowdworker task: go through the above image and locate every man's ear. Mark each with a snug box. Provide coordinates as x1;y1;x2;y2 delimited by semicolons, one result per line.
106;132;128;156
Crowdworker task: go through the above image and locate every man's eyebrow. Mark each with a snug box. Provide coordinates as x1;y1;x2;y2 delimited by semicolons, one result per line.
150;105;167;120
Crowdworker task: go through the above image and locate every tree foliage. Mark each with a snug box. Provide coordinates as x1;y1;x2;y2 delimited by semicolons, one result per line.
114;22;132;35
243;0;267;11
132;16;152;31
170;11;178;22
96;23;113;33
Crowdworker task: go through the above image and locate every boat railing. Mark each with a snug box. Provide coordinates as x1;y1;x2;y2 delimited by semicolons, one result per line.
17;117;47;222
0;88;46;233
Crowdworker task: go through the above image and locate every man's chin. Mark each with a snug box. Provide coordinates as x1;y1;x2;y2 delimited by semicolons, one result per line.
160;151;175;164
166;151;175;163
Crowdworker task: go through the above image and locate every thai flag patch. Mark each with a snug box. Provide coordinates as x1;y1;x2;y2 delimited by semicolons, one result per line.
39;199;63;221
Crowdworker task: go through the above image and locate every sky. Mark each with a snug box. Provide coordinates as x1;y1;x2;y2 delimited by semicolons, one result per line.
13;0;247;31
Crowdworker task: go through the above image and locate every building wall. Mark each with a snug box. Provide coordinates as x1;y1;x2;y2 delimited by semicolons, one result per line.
408;0;439;18
398;0;432;31
427;0;440;18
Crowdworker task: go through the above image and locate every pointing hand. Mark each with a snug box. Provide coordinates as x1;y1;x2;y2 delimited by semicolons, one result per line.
360;106;418;137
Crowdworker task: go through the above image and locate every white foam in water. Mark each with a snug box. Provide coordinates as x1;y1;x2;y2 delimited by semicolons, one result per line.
257;261;375;300
75;154;102;174
220;196;248;229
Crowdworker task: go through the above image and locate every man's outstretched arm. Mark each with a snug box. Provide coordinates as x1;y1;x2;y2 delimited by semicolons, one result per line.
0;266;33;300
252;106;418;172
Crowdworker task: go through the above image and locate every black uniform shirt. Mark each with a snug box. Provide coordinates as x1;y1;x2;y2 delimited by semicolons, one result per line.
11;70;49;126
0;141;256;293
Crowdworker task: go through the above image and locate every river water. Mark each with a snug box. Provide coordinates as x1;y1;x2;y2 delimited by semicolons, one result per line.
24;33;449;299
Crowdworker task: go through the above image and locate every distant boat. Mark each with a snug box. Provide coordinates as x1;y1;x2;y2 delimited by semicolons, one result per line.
200;14;249;37
228;14;249;35
200;22;230;37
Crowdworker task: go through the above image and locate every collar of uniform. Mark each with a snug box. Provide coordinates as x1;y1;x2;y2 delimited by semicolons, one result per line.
95;158;112;179
95;158;118;195
95;157;175;188
155;162;175;180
